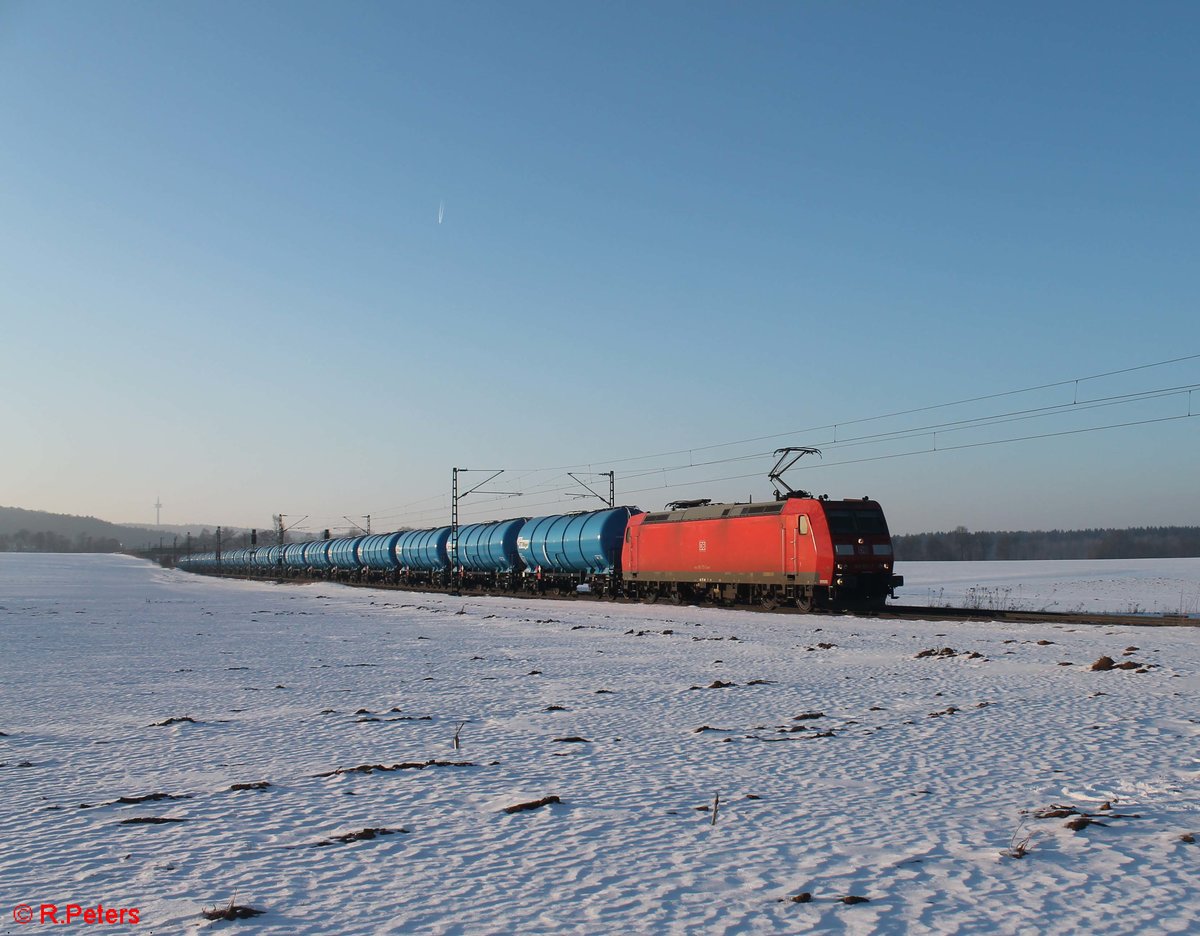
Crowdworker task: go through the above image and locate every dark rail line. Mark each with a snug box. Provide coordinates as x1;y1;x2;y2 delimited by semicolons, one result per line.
189;570;1199;629
843;603;1197;629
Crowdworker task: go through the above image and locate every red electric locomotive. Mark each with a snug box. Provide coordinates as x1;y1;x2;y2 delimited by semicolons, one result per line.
621;496;901;610
619;448;902;610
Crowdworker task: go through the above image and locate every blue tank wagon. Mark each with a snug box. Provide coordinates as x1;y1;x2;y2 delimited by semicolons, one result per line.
221;548;247;573
302;540;334;572
281;543;308;573
449;518;527;589
358;532;404;581
517;506;642;595
395;526;452;584
261;544;284;572
328;536;368;579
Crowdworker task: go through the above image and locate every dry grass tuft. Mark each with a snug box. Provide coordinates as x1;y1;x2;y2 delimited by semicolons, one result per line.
1000;820;1034;859
503;795;561;814
200;896;265;921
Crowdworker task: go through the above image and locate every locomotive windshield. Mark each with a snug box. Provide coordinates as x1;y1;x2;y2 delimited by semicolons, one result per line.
826;508;888;535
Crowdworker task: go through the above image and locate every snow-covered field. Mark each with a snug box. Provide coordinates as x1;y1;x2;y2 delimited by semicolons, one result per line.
900;558;1200;616
2;554;1198;935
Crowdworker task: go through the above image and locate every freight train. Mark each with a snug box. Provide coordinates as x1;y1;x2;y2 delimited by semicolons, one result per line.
178;487;903;611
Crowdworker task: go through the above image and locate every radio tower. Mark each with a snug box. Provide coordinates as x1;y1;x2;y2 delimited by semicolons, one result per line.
155;497;163;527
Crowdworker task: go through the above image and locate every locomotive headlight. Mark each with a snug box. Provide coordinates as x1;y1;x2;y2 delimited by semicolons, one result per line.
836;577;844;585
836;563;845;571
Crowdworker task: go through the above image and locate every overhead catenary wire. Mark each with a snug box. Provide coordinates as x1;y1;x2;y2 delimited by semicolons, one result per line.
448;352;1200;475
368;352;1200;517
263;353;1199;533
308;407;1195;534
603;381;1200;485
372;379;1200;528
615;410;1199;500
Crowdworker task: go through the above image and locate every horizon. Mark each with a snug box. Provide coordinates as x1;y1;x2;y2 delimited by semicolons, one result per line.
2;1;1197;534
4;501;1200;542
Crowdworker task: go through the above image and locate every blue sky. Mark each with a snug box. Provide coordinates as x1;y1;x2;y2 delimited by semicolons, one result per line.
1;0;1197;536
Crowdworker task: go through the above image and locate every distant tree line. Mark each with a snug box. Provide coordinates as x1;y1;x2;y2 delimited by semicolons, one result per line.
0;527;278;555
8;521;1197;561
893;526;1200;561
175;529;300;554
0;530;122;553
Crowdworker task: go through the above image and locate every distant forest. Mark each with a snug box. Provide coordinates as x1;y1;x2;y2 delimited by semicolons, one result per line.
0;529;232;554
3;502;1198;561
893;526;1200;561
0;506;242;554
0;530;124;553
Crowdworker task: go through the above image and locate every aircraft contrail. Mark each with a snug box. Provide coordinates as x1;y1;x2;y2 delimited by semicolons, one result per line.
438;200;444;224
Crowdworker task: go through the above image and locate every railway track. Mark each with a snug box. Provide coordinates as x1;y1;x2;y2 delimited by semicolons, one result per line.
839;603;1197;629
193;571;1199;629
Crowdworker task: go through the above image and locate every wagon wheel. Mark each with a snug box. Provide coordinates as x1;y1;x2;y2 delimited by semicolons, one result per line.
643;590;659;605
760;594;778;612
670;592;684;605
795;592;814;613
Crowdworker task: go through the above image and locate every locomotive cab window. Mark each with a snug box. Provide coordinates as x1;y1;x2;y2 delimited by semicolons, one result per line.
826;508;887;535
855;510;887;535
826;510;855;534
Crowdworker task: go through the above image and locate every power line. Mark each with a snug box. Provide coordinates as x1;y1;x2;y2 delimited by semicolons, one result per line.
378;389;1199;528
294;404;1189;534
615;411;1199;499
275;354;1200;533
377;381;1198;526
600;382;1200;485
375;354;1200;511
454;352;1200;474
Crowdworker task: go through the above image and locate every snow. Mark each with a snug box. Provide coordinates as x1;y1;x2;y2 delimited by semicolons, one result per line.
2;553;1198;934
900;558;1200;616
